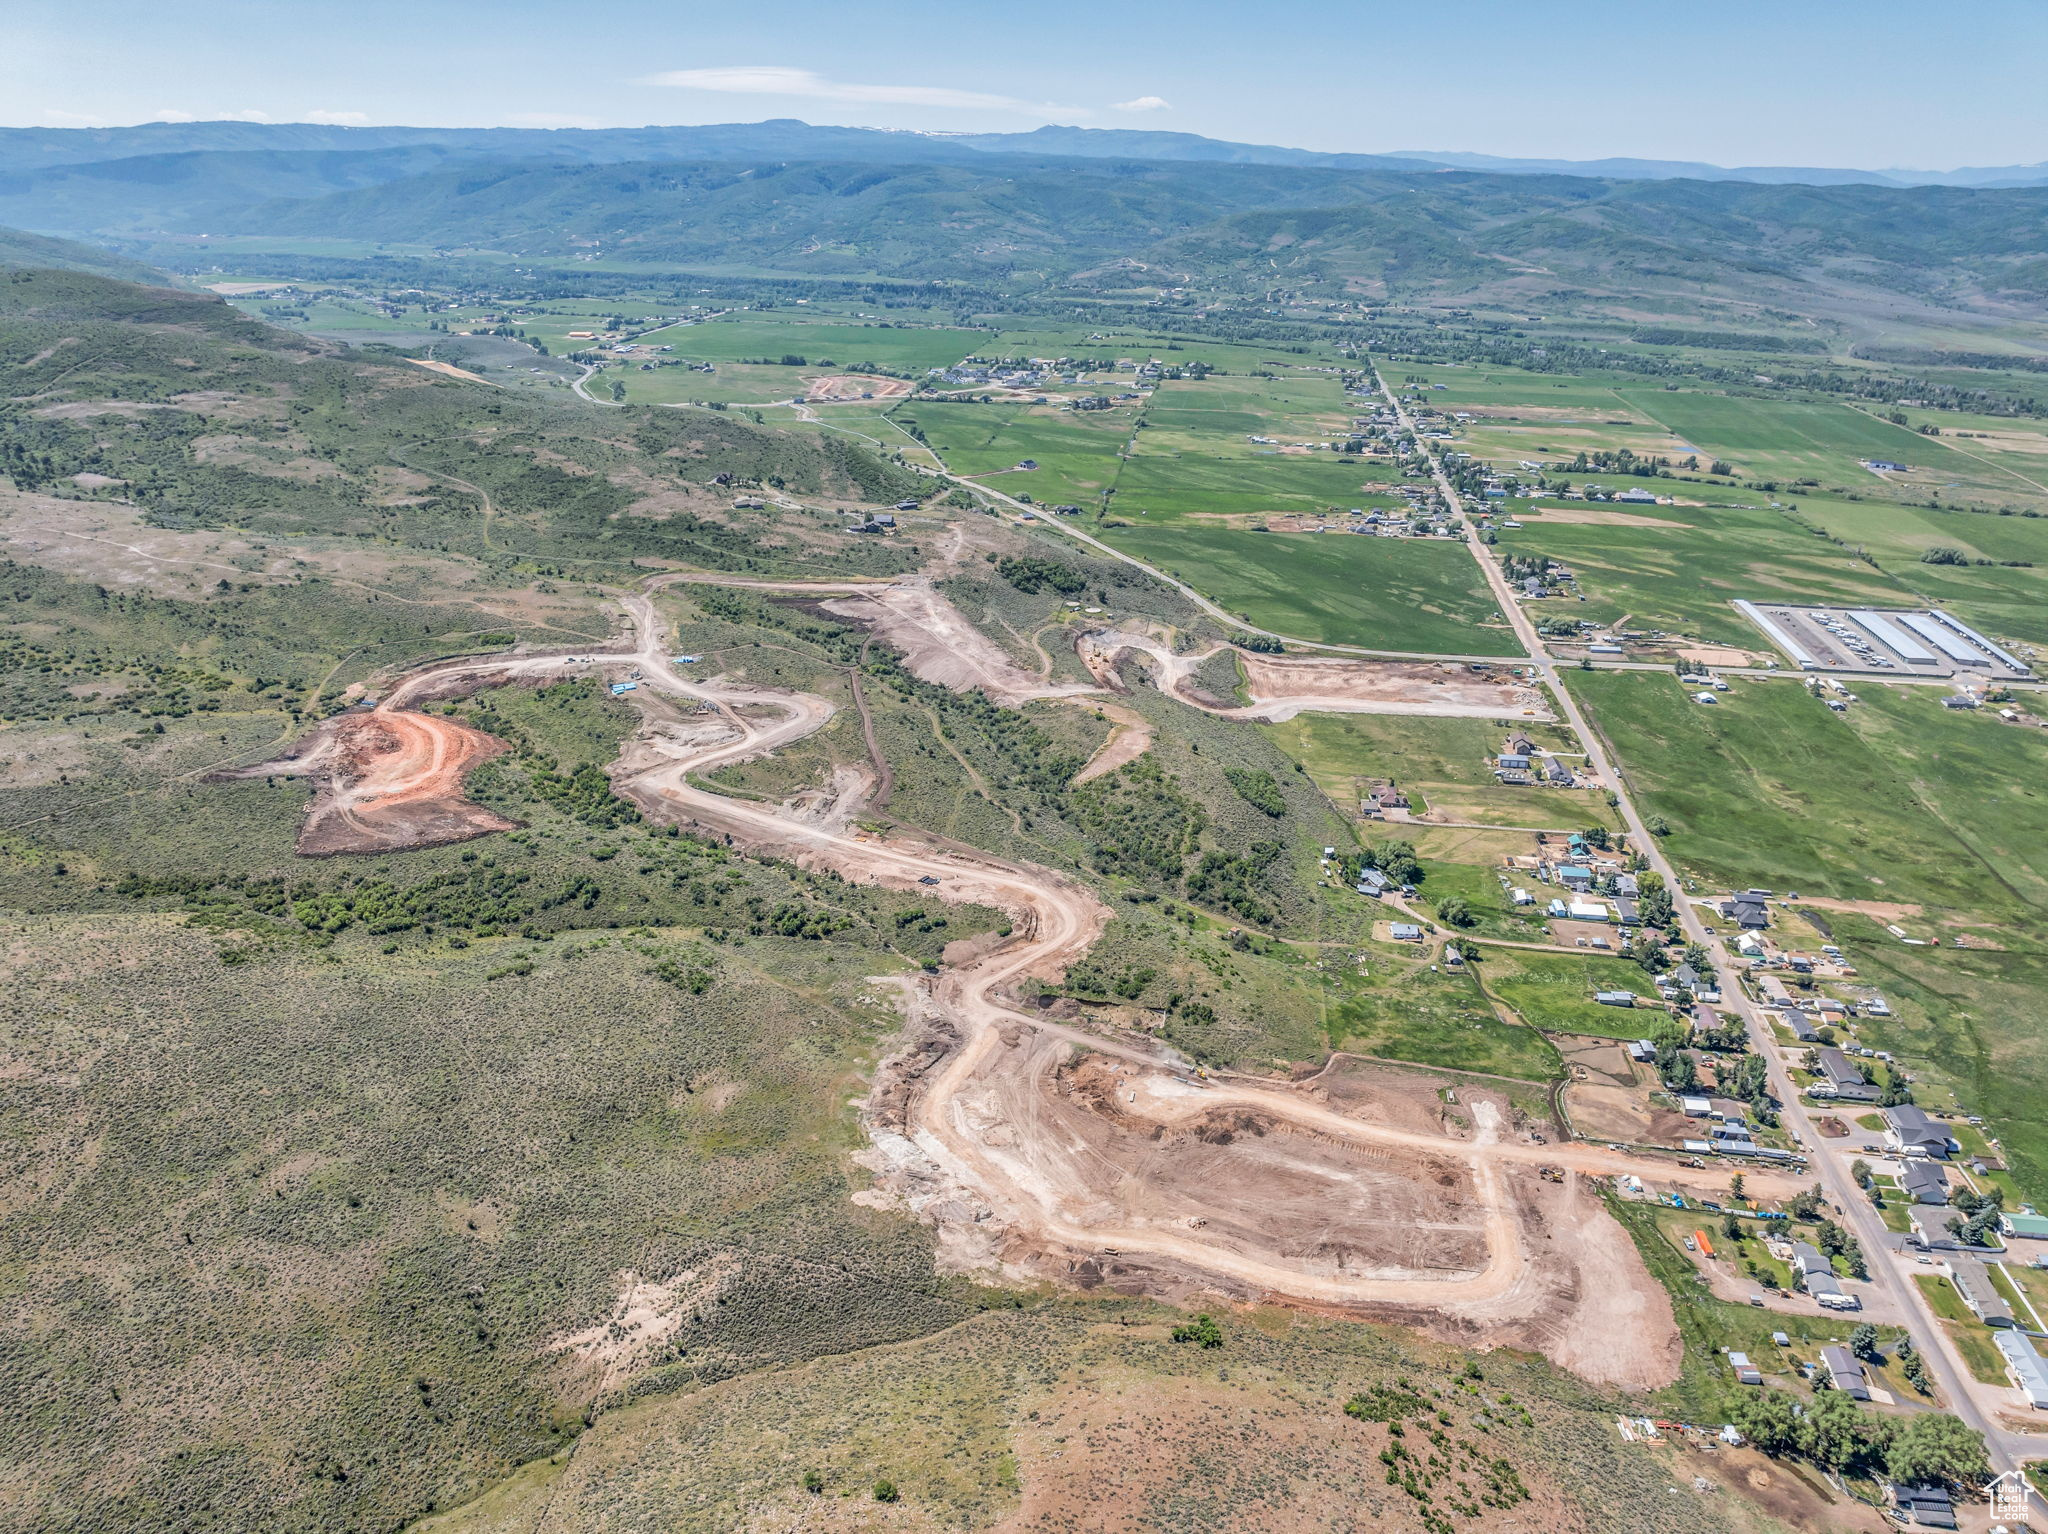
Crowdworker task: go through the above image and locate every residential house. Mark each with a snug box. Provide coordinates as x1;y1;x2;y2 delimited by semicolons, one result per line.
1355;868;1393;896
1626;1039;1656;1063
1818;1345;1870;1400
1812;1047;1868;1093
1807;1270;1856;1308
1784;1011;1821;1043
1556;865;1594;891
1789;1242;1832;1281
1899;1160;1948;1205
1731;895;1770;929
1885;1105;1955;1159
1390;923;1424;942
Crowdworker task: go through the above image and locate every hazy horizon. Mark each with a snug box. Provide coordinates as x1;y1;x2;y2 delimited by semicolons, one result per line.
8;0;2046;170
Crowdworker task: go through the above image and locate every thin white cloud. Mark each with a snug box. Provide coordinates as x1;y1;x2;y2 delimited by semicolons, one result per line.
305;109;368;125
1113;96;1171;113
152;107;271;123
641;65;1084;117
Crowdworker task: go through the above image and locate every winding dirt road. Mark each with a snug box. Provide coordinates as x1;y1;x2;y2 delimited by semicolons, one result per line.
241;572;1804;1383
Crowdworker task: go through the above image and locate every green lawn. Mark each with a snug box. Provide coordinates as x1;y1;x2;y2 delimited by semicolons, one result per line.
1098;525;1519;654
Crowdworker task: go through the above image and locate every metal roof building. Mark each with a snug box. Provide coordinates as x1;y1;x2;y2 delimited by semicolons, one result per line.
1994;1330;2048;1409
1849;610;1939;666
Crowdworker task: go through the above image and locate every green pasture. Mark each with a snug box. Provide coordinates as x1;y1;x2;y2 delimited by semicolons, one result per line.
1262;713;1607;829
1111;454;1404;521
1483;948;1661;1038
983;325;1351;370
1566;670;2046;924
1097;524;1520;654
1495;499;1922;645
1784;494;2048;648
1326;961;1561;1081
605;360;813;405
891;400;1130;506
659;316;980;371
1619;391;2048;516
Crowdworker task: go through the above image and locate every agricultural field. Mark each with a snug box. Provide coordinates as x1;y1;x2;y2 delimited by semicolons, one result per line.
1566;671;2047;925
1620;389;2048;515
1496;497;1924;648
1393;365;1708;464
648;314;982;372
1100;524;1520;653
1781;493;2048;651
1567;670;2048;1192
1113;451;1405;521
889;399;1133;509
980;324;1351;371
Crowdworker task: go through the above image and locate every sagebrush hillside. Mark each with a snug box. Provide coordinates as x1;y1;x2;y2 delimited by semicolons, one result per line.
0;268;925;576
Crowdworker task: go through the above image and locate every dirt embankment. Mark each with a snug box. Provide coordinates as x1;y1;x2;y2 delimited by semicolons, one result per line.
822;580;1099;706
230;653;595;855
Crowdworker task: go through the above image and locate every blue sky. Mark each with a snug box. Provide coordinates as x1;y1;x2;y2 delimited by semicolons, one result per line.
8;0;2045;170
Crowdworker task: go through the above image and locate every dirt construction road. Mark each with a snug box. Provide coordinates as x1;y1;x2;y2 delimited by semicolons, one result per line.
241;572;1746;1385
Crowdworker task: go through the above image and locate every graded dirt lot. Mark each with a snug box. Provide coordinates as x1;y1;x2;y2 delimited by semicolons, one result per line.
806;373;911;400
1519;506;1687;529
822;579;1099;706
405;357;491;385
1080;632;1554;722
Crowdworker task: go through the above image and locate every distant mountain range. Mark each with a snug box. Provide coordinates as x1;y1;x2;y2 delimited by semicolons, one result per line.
2;118;2043;192
2;118;2044;322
